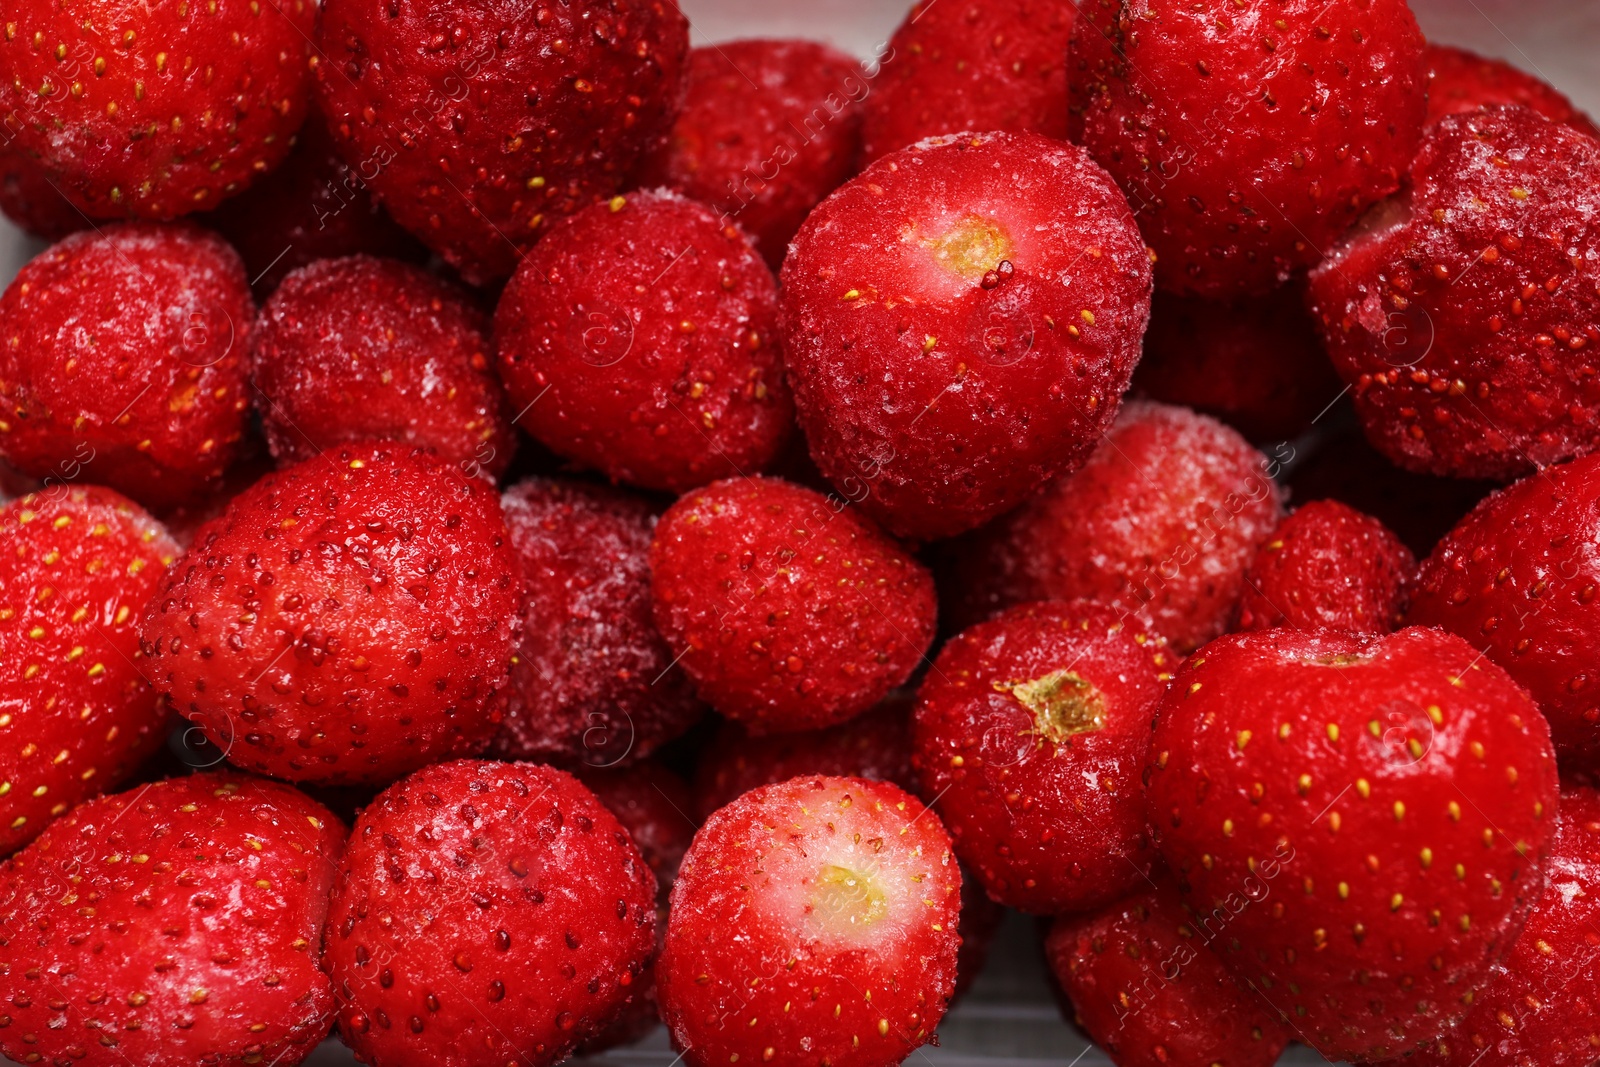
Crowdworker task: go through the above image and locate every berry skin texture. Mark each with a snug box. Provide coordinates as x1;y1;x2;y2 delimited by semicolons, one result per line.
1308;106;1600;481
251;255;515;479
491;477;702;769
0;224;253;510
641;40;865;270
323;760;658;1067
1407;452;1600;767
781;130;1154;540
912;600;1174;914
1068;0;1427;297
860;0;1076;164
946;401;1284;652
1045;886;1292;1067
0;148;82;241
1144;626;1560;1062
0;0;316;219
649;477;937;734
1236;499;1416;635
0;486;178;855
657;775;962;1067
1425;44;1600;137
496;190;792;494
139;441;523;786
0;773;347;1067
314;0;689;285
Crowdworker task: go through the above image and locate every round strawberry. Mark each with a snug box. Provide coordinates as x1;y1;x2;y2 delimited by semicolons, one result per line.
1144;626;1560;1061
1068;0;1427;297
491;477;702;769
139;441;522;785
0;486;178;854
314;0;689;285
861;0;1076;163
781;130;1154;540
649;477;937;734
0;148;81;241
0;772;346;1067
0;224;253;510
495;189;791;494
1236;499;1416;634
913;600;1173;913
251;255;515;479
1425;44;1600;137
0;0;316;219
1308;106;1600;480
323;759;657;1067
657;775;961;1067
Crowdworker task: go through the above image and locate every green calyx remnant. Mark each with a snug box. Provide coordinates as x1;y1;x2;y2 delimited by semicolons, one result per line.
996;670;1108;744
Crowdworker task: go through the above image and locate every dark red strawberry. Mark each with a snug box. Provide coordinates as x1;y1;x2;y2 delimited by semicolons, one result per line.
1069;0;1427;297
649;477;937;733
0;772;346;1067
139;441;522;785
1426;44;1600;137
314;0;689;284
1045;884;1292;1067
913;600;1173;913
657;775;961;1067
0;486;178;854
0;148;81;241
323;759;657;1067
251;255;516;479
1236;499;1416;634
0;224;253;510
1144;626;1560;1061
0;0;316;219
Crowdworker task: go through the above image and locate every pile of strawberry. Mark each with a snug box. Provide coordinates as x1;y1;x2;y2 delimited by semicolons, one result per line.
2;1;1600;1065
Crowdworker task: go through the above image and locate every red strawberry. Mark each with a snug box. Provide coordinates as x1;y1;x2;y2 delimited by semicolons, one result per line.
314;0;689;284
657;775;962;1067
1307;106;1600;481
0;772;346;1067
1236;499;1416;634
913;600;1174;914
1144;626;1560;1061
1045;885;1292;1067
323;759;658;1067
1068;0;1427;297
0;0;316;219
0;224;254;510
251;255;516;480
649;477;937;734
139;441;523;785
0;486;178;854
1425;44;1600;137
0;148;81;242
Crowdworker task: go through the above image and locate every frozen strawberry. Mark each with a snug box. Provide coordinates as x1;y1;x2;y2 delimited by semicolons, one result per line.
1068;0;1427;297
155;449;277;550
0;486;178;854
323;759;657;1067
0;224;253;510
252;255;516;479
1144;626;1560;1061
1425;44;1600;137
649;477;937;733
1236;499;1416;634
781;130;1154;539
1133;285;1343;443
913;600;1173;913
1045;885;1292;1067
314;0;689;285
0;0;316;219
491;477;702;769
205;116;424;298
946;401;1284;652
139;441;522;785
860;0;1076;163
1408;452;1600;767
657;775;961;1067
1308;106;1600;480
496;190;792;494
0;772;345;1067
641;40;865;269
0;148;82;241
